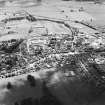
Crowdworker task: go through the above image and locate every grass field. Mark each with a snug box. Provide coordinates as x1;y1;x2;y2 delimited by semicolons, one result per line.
1;0;105;26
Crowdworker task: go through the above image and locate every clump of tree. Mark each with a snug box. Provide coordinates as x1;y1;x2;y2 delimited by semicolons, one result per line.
36;0;42;4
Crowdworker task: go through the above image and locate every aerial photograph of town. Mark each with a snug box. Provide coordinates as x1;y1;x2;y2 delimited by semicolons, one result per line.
0;0;105;105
